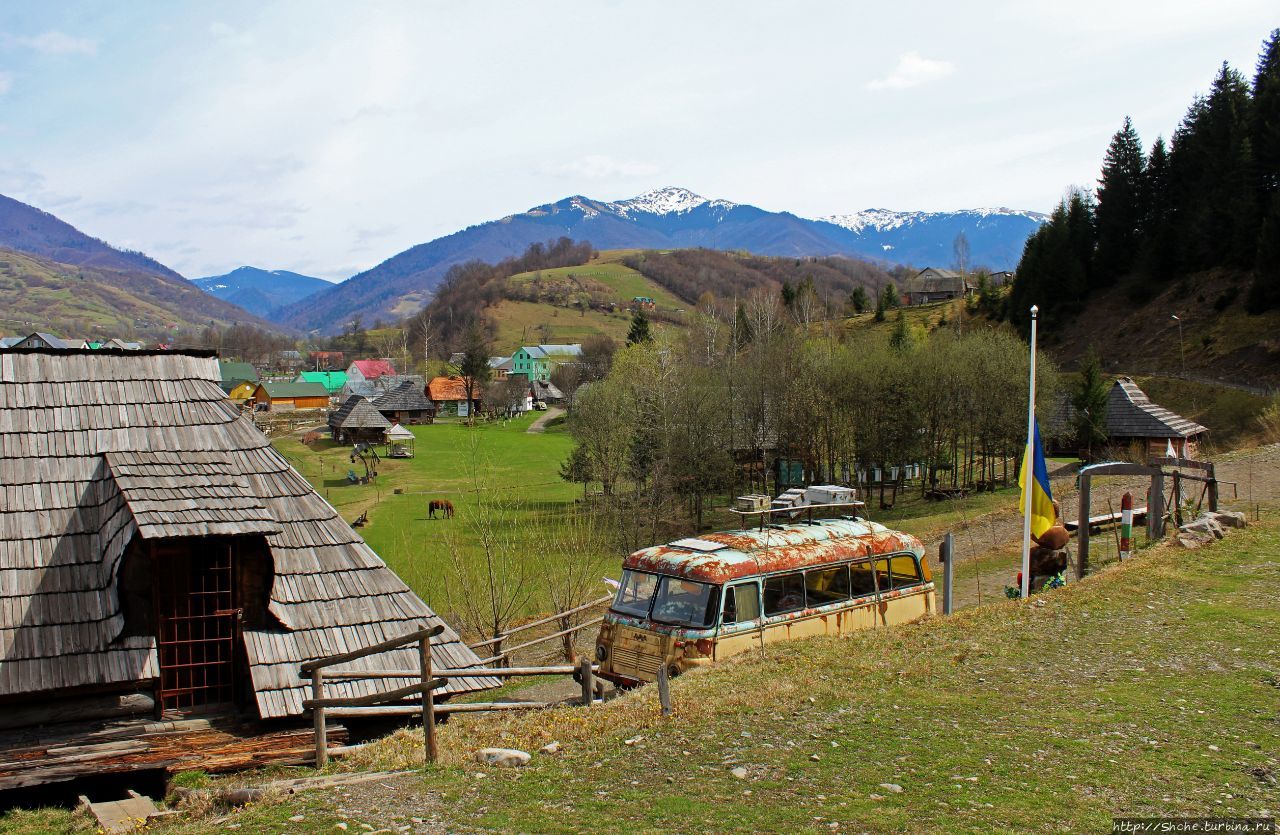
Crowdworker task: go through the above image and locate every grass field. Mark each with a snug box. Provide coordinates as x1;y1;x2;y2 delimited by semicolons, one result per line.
488;299;641;353
507;255;684;310
272;413;616;622
127;517;1280;834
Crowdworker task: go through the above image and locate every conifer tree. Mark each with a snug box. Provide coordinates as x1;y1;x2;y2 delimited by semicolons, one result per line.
1247;194;1280;312
626;309;652;345
1253;29;1280;200
1139;136;1177;287
848;285;870;314
1094;117;1146;282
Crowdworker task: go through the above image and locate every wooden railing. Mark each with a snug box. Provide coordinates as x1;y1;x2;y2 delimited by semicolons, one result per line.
300;623;604;767
468;594;612;666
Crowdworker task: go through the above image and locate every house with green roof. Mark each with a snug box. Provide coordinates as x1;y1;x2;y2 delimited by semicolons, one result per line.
295;370;348;395
218;360;259;394
252;381;330;411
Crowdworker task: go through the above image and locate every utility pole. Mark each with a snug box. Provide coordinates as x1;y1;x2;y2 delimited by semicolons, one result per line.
1170;314;1185;378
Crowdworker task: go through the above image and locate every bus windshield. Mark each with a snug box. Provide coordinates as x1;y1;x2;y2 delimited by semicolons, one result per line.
612;570;720;628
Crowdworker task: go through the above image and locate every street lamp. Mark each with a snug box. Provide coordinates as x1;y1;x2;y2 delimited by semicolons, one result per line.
1170;314;1185;378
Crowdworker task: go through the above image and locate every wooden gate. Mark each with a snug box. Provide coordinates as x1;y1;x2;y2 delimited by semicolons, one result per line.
153;542;240;713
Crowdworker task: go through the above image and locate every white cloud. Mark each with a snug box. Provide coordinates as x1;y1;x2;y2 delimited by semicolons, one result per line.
866;51;954;90
0;72;11;95
209;22;236;38
12;30;97;55
552;155;660;180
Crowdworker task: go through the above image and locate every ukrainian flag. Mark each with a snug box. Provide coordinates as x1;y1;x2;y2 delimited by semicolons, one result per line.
1018;419;1055;538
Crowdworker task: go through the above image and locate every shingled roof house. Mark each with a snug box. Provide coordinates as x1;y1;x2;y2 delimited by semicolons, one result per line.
373;379;436;424
902;268;975;305
0;348;493;779
328;394;392;443
1104;377;1209;458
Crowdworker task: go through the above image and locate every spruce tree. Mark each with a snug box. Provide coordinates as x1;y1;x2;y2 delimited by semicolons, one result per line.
1247;193;1280;312
1139;136;1177;289
1094;117;1146;283
1252;29;1280;200
1072;347;1110;460
848;285;870;314
626;309;652;345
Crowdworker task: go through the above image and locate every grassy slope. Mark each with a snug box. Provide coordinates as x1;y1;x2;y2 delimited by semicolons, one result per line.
0;247;271;339
140;520;1280;834
273;414;608;618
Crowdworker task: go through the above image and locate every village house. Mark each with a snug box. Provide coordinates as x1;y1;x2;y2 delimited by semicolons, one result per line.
295;369;348;397
510;344;582;381
373;379;436;424
428;375;482;417
7;332;69;349
0;348;494;786
308;350;345;370
252;380;331;411
530;378;564;405
1104;377;1208;459
218;359;259;395
902;268;975;305
346;358;397;385
341;373;424;402
328;394;392;443
489;355;514;378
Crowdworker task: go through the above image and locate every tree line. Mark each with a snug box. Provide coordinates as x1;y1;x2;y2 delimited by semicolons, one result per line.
563;290;1058;539
1010;29;1280;332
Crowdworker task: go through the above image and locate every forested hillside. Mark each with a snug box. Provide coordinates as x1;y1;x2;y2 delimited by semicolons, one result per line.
1009;29;1280;333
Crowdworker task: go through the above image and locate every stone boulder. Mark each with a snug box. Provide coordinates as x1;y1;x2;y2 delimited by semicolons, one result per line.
475;748;531;768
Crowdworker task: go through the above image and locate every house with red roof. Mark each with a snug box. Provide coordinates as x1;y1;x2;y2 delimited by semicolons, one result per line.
347;358;397;384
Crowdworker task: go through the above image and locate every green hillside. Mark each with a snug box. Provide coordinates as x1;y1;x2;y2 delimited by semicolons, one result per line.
0;247;275;340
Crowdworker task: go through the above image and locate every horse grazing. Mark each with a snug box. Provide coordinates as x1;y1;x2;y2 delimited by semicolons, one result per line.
428;499;455;519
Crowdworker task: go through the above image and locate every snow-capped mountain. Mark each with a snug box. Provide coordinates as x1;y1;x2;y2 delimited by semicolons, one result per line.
192;266;332;319
274;187;1046;333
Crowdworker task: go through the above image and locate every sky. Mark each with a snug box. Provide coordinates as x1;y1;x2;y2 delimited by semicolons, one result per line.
0;2;1276;282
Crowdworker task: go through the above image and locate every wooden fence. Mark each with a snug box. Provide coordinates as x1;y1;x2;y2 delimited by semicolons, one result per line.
468;594;613;666
300;616;607;767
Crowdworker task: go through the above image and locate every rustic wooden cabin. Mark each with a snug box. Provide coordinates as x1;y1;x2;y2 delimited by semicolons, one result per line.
252;380;330;411
0;348;496;788
373;379;435;425
328;394;392;443
1104;377;1209;459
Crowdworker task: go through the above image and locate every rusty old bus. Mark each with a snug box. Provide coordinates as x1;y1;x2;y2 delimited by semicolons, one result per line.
594;517;934;686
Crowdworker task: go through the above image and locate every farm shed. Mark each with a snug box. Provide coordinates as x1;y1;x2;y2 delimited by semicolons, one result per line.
328;394;392;443
0;348;495;784
253;380;330;411
373;379;435;425
1104;377;1208;459
902;268;974;305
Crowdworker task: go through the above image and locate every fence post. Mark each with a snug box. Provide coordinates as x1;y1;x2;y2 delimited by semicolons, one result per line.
941;533;954;616
579;657;593;708
419;632;437;765
1077;472;1091;581
313;669;327;768
657;664;672;717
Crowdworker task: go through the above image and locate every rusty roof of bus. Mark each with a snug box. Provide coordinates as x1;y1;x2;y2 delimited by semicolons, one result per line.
622;518;924;584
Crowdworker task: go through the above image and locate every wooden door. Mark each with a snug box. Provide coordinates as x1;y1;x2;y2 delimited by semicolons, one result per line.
153;541;240;713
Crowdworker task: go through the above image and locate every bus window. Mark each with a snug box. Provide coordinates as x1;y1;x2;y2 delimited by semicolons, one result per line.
722;582;761;625
613;570;659;618
763;572;806;615
805;565;850;606
888;555;923;588
873;558;891;591
651;577;720;628
850;560;877;597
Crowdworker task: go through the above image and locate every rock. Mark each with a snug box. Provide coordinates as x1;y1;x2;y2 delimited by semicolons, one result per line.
1176;532;1214;549
879;783;904;793
731;766;748;779
869;793;885;801
539;741;561;755
334;825;348;832
1180;517;1225;539
1209;511;1248;529
475;748;531;768
289;815;305;822
810;754;821;761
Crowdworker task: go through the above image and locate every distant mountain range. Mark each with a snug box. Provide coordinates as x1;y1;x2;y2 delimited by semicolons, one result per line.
0;194;278;338
272;187;1046;333
191;266;332;319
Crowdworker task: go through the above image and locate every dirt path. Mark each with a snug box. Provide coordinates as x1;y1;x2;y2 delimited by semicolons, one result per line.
526;406;565;433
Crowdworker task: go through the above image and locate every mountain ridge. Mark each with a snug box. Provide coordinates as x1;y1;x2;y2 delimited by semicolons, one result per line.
191;266;333;319
274;187;1046;333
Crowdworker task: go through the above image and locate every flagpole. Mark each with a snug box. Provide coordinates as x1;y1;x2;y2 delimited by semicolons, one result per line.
1021;305;1038;600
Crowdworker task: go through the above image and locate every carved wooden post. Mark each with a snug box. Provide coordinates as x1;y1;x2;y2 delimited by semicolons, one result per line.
420;633;437;765
313;669;327;768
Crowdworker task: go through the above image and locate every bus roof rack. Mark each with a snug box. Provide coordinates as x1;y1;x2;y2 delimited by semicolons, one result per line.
728;500;868;529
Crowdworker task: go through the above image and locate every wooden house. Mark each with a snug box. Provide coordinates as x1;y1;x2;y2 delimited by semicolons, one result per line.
902;268;974;305
8;332;69;350
226;381;257;402
1103;377;1208;459
427;375;482;417
0;348;495;786
295;370;348;396
218;360;259;394
328;395;392;443
308;351;345;370
346;359;397;384
373;379;435;425
252;381;330;411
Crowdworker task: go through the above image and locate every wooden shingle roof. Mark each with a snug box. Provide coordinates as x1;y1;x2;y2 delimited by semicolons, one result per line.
328;395;393;431
1104;378;1208;440
373;380;434;413
0;349;495;719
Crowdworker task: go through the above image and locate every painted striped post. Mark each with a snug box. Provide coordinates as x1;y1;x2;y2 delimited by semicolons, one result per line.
1119;492;1133;560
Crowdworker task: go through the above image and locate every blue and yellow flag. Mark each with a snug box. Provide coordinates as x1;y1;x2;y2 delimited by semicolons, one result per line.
1018;419;1055;538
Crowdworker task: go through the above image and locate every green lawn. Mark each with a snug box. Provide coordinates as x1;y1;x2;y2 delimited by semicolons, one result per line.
273;414;613;621
135;519;1280;834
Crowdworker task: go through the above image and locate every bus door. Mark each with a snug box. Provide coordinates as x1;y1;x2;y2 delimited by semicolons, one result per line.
716;579;764;659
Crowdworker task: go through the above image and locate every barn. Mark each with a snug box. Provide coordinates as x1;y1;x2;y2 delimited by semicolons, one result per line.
252;380;330;411
0;348;495;785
